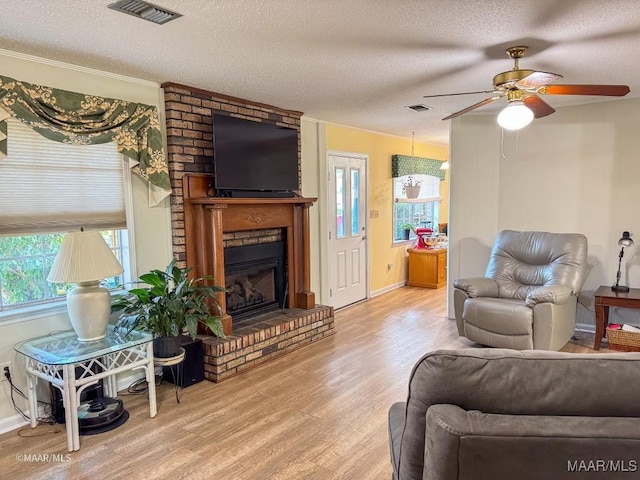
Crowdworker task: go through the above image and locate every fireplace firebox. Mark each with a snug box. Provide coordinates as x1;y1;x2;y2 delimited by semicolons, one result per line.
224;240;286;325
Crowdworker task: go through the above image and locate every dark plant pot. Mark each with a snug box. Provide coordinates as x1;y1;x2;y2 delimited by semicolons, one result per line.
403;229;411;241
153;335;181;358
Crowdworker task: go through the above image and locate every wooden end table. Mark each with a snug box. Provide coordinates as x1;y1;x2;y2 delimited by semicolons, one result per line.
594;285;640;350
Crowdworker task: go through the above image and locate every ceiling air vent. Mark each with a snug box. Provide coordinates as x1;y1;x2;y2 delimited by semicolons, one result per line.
406;104;432;112
108;0;182;25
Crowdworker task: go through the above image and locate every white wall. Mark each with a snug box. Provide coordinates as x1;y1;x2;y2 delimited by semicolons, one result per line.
300;118;328;305
0;50;172;429
300;118;323;301
448;97;640;330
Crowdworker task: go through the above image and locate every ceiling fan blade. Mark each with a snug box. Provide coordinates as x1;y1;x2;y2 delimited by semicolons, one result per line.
442;96;501;120
424;90;495;99
542;84;630;96
524;94;555;118
516;71;563;89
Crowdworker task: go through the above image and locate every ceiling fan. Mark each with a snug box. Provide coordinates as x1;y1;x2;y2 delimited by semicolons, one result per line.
424;46;630;129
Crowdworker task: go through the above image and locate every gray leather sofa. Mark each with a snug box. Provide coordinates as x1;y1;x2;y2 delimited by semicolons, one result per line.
454;230;588;350
388;349;640;480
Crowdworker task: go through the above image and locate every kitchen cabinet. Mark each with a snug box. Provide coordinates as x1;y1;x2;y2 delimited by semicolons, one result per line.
407;248;447;288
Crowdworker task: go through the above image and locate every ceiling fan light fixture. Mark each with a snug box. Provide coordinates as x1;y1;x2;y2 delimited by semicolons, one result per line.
497;101;534;130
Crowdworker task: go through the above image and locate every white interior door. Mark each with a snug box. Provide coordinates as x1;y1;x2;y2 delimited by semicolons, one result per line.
327;152;368;308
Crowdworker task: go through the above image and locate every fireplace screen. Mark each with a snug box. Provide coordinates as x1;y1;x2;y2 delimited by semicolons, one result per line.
226;267;275;313
223;240;286;322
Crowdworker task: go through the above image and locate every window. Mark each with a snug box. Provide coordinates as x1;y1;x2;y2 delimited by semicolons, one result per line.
0;231;128;311
393;174;440;243
0;118;133;316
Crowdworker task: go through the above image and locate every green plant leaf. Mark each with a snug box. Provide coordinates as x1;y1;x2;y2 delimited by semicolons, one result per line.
128;288;151;303
112;260;225;339
174;278;188;297
139;272;165;288
203;316;225;338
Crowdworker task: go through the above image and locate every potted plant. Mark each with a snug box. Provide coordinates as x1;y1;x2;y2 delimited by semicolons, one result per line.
112;260;226;358
401;223;416;241
402;176;422;199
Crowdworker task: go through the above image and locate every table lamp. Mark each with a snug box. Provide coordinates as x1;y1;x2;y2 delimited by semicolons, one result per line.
47;229;124;341
612;231;634;293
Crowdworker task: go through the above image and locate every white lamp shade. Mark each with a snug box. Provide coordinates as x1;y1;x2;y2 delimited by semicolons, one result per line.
440;161;450;170
48;230;123;341
47;230;123;283
497;101;534;130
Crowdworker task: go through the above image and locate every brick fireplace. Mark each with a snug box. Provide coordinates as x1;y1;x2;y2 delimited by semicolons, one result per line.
163;83;335;382
162;82;304;268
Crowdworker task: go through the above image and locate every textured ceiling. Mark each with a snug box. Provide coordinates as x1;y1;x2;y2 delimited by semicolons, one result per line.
1;0;640;145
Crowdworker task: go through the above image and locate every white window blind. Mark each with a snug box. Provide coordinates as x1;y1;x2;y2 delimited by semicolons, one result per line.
0;118;126;235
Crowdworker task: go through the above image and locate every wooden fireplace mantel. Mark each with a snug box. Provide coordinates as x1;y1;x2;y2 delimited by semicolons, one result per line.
183;174;317;335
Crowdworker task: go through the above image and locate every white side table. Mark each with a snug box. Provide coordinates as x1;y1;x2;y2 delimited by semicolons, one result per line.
14;326;157;452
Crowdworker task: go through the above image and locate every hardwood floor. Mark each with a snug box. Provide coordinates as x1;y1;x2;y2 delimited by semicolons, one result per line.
0;287;608;480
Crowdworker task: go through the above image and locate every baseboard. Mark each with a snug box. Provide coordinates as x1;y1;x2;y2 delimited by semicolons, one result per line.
575;322;596;334
0;409;36;435
370;281;407;298
116;369;147;393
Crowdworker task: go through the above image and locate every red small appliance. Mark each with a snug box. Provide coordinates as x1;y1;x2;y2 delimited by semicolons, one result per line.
415;227;434;249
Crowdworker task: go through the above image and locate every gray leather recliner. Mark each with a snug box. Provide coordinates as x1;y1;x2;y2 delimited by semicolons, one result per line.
453;230;588;350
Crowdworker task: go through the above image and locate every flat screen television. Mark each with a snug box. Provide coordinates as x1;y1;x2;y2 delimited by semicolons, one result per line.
212;114;299;194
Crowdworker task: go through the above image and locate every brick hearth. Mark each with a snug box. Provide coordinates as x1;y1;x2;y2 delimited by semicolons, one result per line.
201;305;334;382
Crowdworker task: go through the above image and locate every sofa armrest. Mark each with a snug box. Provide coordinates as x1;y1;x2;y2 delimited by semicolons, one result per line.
398;349;640;480
426;404;640;480
525;285;573;307
453;277;498;298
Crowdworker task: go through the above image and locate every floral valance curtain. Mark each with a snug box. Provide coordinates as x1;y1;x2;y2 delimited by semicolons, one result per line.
391;154;445;181
0;75;170;206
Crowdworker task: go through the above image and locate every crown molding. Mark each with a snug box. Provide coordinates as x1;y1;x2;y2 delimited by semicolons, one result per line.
0;48;160;87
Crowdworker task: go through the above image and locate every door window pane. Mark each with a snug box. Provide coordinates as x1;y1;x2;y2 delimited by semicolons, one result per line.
351;169;360;236
336;167;346;239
